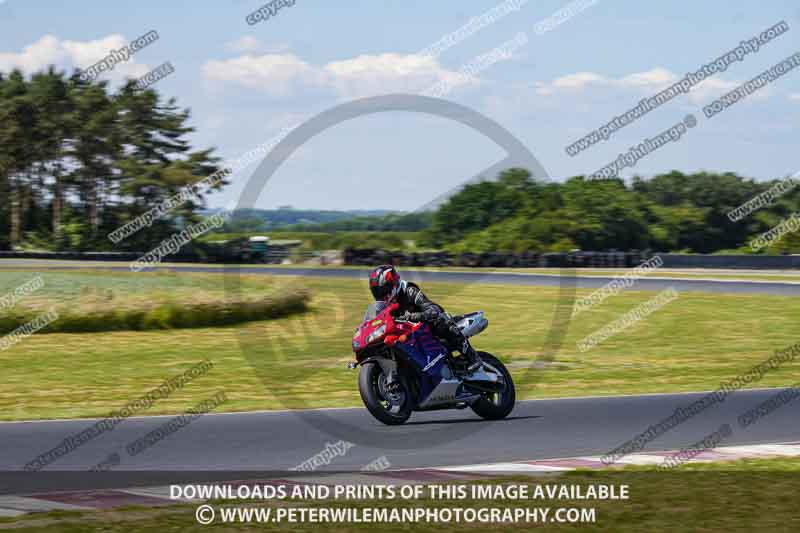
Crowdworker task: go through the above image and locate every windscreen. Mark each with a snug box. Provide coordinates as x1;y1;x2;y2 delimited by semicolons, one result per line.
362;301;387;322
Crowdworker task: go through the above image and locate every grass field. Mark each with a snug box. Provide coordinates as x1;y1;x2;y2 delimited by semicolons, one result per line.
1;268;799;421
2;457;799;531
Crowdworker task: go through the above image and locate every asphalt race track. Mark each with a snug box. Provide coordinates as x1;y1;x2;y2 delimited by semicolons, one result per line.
1;389;798;473
212;266;800;295
2;261;800;295
2;263;798;490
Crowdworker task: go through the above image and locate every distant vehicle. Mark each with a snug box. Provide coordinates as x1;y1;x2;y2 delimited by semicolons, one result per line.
240;236;281;263
248;236;270;256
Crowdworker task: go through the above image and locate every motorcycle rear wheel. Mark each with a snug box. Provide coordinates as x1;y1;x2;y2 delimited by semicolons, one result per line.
358;361;412;425
469;352;516;420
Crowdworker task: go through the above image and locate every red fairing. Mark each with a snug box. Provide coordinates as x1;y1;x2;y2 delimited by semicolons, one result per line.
351;303;420;354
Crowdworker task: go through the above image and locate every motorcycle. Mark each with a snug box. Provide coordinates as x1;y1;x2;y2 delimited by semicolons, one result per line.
349;302;515;425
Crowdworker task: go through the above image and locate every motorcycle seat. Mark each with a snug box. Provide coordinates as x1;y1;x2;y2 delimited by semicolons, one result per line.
450;311;480;323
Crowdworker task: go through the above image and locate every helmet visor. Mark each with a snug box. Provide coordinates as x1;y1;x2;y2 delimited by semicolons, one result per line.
370;282;392;302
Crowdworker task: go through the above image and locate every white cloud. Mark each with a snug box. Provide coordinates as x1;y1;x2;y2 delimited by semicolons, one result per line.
534;72;609;96
203;54;321;96
62;34;150;80
687;77;741;103
323;53;468;98
203;52;466;99
0;35;67;72
552;72;609;89
535;67;746;103
789;93;800;101
0;34;151;81
62;35;127;69
617;67;675;89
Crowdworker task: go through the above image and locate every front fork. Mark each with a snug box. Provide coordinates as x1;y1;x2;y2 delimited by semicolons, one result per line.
350;355;402;392
376;357;401;392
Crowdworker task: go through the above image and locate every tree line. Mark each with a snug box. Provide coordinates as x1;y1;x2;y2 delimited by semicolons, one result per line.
0;68;223;251
421;169;800;254
2;68;797;255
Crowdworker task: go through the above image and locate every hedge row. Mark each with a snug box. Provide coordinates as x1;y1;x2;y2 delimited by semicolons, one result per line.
0;290;311;335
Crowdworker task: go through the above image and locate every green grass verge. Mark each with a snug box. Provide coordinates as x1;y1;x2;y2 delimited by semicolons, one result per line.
0;270;310;334
0;270;799;420
2;457;799;531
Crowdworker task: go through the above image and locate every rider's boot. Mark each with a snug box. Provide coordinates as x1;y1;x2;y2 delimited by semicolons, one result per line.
463;342;483;374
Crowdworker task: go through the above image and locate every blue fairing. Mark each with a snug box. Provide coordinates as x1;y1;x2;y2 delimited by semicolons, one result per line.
395;324;449;402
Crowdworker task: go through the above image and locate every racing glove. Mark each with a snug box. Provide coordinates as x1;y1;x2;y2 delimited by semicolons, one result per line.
399;311;424;322
399;308;439;322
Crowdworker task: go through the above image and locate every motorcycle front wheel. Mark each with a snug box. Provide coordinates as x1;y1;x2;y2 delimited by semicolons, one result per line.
358;361;412;425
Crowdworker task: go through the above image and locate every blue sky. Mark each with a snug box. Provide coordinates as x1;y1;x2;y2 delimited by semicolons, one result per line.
2;0;799;210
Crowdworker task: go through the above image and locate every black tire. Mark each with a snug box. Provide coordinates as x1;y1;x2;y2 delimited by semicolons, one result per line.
358;361;412;425
469;352;516;420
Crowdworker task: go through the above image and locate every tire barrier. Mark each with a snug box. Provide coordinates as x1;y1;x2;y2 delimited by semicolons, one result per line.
342;248;650;268
4;249;798;269
0;243;294;265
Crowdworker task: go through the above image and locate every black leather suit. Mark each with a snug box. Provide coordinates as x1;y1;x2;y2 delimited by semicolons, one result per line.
390;281;473;357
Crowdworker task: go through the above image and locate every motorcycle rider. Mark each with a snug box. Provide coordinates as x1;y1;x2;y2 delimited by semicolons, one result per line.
368;264;483;374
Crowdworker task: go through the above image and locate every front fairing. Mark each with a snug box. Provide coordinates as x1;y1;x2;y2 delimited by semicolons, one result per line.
352;303;391;352
352;306;451;407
